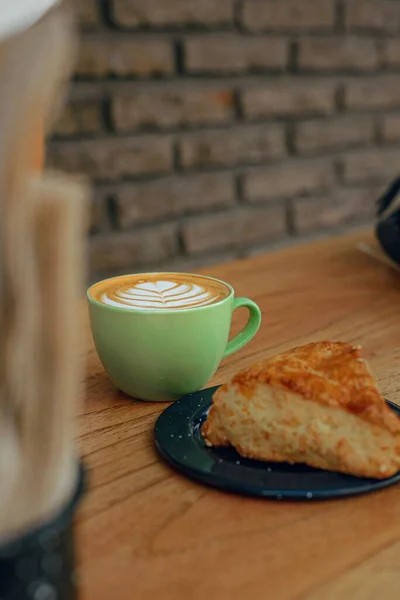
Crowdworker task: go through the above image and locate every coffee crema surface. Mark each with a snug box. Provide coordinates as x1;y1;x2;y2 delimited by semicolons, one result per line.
90;273;230;310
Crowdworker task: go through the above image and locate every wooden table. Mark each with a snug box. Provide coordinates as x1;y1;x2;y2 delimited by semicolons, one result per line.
78;230;400;600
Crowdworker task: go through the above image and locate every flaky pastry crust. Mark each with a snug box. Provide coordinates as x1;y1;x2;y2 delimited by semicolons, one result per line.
202;342;400;479
230;341;400;434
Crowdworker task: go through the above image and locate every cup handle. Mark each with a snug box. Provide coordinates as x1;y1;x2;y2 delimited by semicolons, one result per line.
223;297;262;359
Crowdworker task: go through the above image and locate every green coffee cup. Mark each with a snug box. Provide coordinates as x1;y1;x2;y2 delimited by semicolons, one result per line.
87;272;261;402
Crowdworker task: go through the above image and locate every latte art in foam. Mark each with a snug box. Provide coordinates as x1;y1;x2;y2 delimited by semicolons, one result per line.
103;280;219;309
90;274;230;310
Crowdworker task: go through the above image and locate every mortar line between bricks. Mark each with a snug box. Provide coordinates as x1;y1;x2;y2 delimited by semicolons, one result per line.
52;142;400;186
50;112;400;141
285;122;296;156
335;0;345;32
105;194;119;230
60;169;400;190
373;115;383;145
90;203;285;237
174;38;185;75
97;0;114;29
233;0;244;32
70;72;400;95
91;220;374;267
100;96;114;133
90;198;382;239
172;140;182;172
335;82;346;112
91;186;383;234
54;119;323;141
94;180;390;198
286;199;295;237
288;39;298;73
73;66;400;85
235;173;245;204
79;28;400;39
79;23;115;34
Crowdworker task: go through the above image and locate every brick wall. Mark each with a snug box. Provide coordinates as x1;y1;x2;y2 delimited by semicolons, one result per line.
48;0;400;279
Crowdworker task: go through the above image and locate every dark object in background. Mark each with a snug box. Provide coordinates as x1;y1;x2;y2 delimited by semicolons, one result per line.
0;463;85;600
376;177;400;266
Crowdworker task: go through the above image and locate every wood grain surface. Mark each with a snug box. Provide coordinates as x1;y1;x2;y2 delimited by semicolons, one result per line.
78;229;400;600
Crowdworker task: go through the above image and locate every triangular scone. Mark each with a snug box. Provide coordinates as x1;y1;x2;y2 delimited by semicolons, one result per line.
202;342;400;479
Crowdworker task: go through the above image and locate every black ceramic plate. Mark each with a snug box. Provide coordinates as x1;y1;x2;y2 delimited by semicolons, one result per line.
154;386;400;500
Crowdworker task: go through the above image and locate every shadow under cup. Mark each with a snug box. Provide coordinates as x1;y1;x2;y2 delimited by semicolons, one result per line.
87;273;261;402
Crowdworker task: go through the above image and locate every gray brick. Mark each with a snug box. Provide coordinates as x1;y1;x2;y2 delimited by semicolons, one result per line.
383;39;400;67
293;187;377;233
298;37;379;71
243;79;336;118
345;76;400;110
295;116;374;154
381;114;400;143
185;34;288;73
47;137;173;180
53;101;103;136
241;0;335;31
114;173;236;228
345;1;400;32
90;224;179;272
112;87;235;131
243;160;334;202
112;0;234;28
182;207;286;254
340;148;400;183
77;0;99;27
179;124;286;169
76;36;174;78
